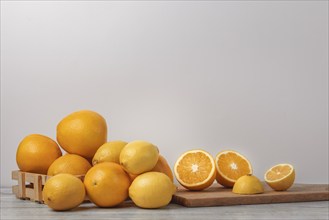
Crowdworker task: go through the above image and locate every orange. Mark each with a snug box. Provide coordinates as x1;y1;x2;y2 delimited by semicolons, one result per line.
47;154;92;176
128;155;174;182
128;173;139;182
215;150;252;188
150;155;174;182
43;173;85;211
84;162;130;207
56;110;107;159
174;150;216;191
264;163;295;191
16;134;62;174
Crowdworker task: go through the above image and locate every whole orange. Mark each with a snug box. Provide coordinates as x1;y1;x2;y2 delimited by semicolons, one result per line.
16;134;62;174
47;154;92;176
84;162;130;207
129;155;174;182
152;155;174;182
56;110;107;159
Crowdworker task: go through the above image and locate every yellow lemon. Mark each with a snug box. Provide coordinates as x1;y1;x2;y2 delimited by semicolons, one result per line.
47;154;91;176
129;172;176;209
120;140;159;175
43;174;85;211
92;141;127;165
232;174;264;195
56;110;107;159
84;162;131;207
16;134;62;174
264;163;295;191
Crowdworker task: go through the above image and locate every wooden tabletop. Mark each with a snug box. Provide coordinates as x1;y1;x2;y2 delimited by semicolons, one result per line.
1;187;328;220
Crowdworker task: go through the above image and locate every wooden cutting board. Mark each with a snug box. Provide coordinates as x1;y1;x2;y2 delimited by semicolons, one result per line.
172;183;329;207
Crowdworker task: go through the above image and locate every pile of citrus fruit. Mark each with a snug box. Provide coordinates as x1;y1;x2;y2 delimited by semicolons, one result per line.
16;110;176;210
16;109;296;211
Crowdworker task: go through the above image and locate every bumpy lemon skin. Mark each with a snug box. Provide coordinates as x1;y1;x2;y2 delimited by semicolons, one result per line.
120;140;159;175
42;174;85;211
129;172;176;209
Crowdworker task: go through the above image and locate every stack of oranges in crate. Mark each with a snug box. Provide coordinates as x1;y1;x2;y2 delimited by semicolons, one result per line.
15;110;176;210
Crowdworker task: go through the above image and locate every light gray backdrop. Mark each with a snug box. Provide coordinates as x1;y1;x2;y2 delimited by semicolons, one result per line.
1;1;328;187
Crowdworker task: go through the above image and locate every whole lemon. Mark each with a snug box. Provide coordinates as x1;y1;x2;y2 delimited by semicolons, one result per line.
56;110;107;159
232;174;264;195
84;162;130;207
47;154;92;176
120;140;159;175
129;172;176;208
92;140;127;165
43;173;85;211
16;134;62;174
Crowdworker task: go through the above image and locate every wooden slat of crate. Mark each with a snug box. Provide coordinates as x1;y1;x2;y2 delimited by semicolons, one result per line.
18;171;25;198
12;170;49;184
12;171;43;203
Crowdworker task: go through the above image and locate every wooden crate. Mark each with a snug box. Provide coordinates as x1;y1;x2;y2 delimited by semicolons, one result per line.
12;170;84;203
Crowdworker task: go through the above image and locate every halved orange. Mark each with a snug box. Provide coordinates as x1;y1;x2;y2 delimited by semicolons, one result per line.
174;150;215;191
264;163;295;191
215;150;252;188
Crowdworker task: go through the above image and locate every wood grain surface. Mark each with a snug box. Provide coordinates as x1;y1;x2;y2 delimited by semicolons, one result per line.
172;183;329;207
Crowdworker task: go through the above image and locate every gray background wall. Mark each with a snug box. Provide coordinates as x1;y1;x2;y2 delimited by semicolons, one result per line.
1;1;328;187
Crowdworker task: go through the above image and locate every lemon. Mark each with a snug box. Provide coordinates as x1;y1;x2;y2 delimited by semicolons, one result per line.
120;140;159;175
129;172;176;208
264;163;295;191
92;141;127;165
43;174;85;211
232;174;264;195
